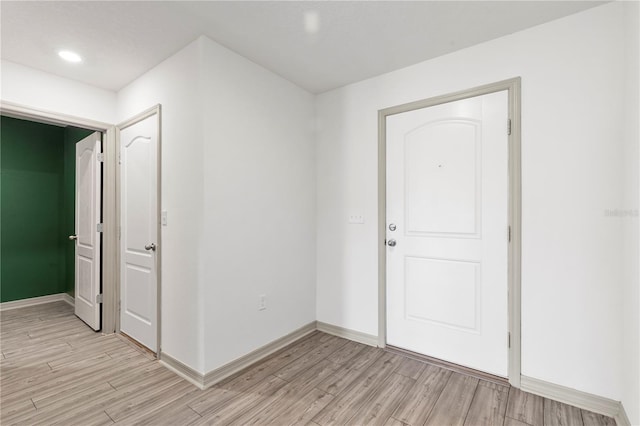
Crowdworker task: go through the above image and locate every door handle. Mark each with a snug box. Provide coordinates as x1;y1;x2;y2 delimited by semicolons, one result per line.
387;239;397;247
69;235;78;241
144;243;157;251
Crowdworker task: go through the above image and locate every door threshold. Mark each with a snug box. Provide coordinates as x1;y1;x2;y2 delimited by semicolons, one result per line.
385;345;509;387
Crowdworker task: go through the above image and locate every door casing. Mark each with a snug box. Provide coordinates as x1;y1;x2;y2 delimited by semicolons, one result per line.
115;105;162;357
0;101;118;335
377;78;522;387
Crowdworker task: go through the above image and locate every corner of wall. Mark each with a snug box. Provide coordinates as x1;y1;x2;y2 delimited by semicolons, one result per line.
621;0;640;423
116;36;207;374
196;33;317;374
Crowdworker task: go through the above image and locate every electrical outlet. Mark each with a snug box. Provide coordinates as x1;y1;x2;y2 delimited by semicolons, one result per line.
259;295;266;311
161;211;168;226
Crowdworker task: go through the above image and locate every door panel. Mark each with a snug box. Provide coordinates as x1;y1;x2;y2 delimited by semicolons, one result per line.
119;113;158;353
405;256;480;332
74;132;102;331
405;120;480;236
386;91;508;377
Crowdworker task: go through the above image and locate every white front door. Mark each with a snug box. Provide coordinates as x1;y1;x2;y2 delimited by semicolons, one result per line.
119;111;159;353
74;132;102;331
386;91;509;377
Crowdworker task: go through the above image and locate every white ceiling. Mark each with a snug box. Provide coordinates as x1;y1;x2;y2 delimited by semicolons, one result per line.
1;1;605;94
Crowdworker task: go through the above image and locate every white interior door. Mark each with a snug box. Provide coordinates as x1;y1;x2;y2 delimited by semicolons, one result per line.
386;91;509;377
74;132;102;331
119;112;158;353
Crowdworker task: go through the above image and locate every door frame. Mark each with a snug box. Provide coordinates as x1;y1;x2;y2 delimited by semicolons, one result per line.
0;101;119;335
115;104;162;357
377;77;522;387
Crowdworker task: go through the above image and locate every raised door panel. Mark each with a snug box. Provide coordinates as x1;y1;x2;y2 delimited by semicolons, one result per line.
386;91;508;377
74;133;102;331
119;113;158;353
405;120;480;237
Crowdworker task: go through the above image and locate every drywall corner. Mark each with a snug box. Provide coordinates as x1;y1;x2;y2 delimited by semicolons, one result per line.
197;35;316;373
621;1;640;424
117;37;206;374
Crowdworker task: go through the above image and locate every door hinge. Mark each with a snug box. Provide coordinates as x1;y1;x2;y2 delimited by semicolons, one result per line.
508;332;511;348
97;223;104;233
96;294;103;304
97;153;104;162
508;226;511;242
118;153;122;165
507;118;512;136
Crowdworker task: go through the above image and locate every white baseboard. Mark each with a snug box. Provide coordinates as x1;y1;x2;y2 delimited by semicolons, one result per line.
160;321;317;389
520;375;627;423
158;323;637;426
316;321;378;347
203;321;317;388
0;293;75;311
62;293;75;307
160;354;206;390
614;404;632;426
159;321;376;390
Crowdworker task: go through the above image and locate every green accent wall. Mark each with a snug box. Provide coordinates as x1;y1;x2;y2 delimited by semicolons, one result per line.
0;116;93;303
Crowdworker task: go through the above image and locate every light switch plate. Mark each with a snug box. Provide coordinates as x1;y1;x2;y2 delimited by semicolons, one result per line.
348;214;365;224
161;211;168;226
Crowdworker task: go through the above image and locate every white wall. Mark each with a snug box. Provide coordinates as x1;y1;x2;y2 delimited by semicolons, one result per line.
2;3;635;409
621;2;640;424
117;36;316;374
0;60;116;124
199;37;316;372
316;2;632;401
117;39;206;372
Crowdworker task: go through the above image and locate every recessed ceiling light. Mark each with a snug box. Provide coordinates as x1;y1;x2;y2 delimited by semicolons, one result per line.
304;10;320;34
58;50;82;63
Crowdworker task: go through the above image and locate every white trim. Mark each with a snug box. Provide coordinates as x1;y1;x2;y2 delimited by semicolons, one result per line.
202;321;317;388
316;321;378;347
115;105;162;356
0;293;74;311
520;375;624;420
159;321;316;389
116;105;160;130
160;354;206;390
615;403;632;426
0;100;117;335
377;77;522;387
0;101;110;131
62;293;75;307
102;127;118;334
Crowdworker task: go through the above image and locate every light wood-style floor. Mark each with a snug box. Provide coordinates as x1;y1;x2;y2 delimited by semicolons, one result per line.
1;302;616;426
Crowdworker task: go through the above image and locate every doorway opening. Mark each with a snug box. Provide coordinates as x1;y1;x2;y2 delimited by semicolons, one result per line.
0;102;118;334
115;105;161;355
1;102;163;358
377;78;522;387
0;114;102;330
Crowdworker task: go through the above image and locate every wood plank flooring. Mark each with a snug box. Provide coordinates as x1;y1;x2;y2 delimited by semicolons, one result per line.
0;302;616;426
